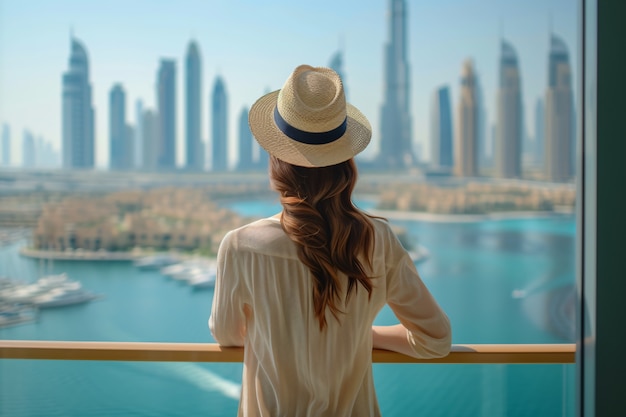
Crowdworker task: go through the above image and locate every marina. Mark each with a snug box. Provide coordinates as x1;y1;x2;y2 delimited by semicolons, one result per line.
0;204;577;417
0;273;100;328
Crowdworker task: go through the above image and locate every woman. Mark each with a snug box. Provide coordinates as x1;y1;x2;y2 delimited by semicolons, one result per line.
209;65;451;417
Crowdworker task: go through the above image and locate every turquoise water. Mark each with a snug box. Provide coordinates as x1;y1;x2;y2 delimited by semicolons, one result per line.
0;200;576;416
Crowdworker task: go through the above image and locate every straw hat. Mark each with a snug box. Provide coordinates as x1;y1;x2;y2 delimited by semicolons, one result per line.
248;65;371;167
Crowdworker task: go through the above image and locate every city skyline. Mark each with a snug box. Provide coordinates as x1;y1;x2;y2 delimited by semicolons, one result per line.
0;0;577;170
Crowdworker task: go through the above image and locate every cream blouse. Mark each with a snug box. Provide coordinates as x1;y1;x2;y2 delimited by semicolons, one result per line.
209;216;451;417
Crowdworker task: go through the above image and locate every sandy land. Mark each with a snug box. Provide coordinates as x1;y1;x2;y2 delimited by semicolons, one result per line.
368;209;571;223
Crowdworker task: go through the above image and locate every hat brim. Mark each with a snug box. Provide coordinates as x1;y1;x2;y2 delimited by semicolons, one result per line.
248;90;372;168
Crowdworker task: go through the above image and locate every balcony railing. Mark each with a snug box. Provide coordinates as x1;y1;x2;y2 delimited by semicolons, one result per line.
0;341;576;364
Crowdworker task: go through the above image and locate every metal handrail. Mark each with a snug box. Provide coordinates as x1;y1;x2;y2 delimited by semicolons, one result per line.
0;341;576;364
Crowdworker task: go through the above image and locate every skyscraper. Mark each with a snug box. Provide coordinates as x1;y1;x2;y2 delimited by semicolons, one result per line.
125;124;135;170
378;0;415;169
109;84;129;170
328;50;346;98
211;76;228;172
475;73;489;167
62;37;95;169
545;34;574;182
430;85;453;169
1;124;10;166
185;40;203;171
454;60;479;177
495;40;523;178
22;130;35;168
237;106;253;171
157;59;177;170
534;97;545;166
135;99;143;169
142;109;158;171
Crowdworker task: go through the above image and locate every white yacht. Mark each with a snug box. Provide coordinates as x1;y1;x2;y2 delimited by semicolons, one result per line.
0;304;37;328
188;271;217;289
31;286;98;308
133;254;180;270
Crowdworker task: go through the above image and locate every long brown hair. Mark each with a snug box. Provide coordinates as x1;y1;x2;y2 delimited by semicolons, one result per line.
270;155;376;329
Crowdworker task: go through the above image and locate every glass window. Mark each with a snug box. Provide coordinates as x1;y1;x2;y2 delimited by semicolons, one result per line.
0;1;579;416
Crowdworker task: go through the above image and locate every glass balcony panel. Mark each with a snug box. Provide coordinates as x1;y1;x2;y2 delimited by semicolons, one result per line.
0;359;574;417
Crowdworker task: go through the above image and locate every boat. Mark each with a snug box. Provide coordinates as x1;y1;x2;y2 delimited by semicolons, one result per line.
0;273;71;303
31;286;99;308
161;258;216;283
0;304;37;328
0;273;100;309
408;244;430;264
188;271;217;289
160;263;187;277
133;254;180;270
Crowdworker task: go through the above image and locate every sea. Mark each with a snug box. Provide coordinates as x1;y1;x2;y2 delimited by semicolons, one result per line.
0;198;576;417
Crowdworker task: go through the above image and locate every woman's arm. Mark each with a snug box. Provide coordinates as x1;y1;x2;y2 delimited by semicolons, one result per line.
372;324;419;357
372;322;451;359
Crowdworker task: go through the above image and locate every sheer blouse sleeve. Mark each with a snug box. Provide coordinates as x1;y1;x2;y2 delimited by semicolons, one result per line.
209;230;247;347
384;229;452;359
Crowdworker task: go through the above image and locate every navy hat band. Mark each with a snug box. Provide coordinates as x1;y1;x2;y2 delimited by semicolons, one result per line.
273;107;347;145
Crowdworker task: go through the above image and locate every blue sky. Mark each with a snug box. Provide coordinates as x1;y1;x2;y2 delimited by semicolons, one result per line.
0;0;577;168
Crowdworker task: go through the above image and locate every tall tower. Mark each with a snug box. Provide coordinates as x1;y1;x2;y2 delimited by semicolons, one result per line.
237;106;253;171
142;109;158;171
211;76;228;172
62;37;95;169
328;50;346;98
185;40;203;171
135;99;143;169
545;34;574;182
379;0;414;169
1;124;10;166
430;85;453;169
495;40;523;178
109;83;128;170
454;60;479;177
22;130;36;168
534;97;545;166
157;59;177;170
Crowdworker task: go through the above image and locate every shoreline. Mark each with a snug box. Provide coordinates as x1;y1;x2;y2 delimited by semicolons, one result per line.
368;209;574;223
19;247;140;261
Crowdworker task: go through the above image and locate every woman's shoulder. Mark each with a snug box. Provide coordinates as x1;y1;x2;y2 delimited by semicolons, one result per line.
367;215;394;236
222;217;293;255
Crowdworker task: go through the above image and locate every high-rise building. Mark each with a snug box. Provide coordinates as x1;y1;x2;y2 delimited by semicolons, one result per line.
495;40;523;178
62;37;95;169
22;130;36;168
475;73;489;168
211;76;228;172
454;60;479;177
378;0;415;169
534;97;545;166
1;124;10;166
185;40;203;171
430;85;453;169
142;109;158;171
157;59;177;170
237;107;253;171
545;34;574;182
328;51;346;98
125;124;135;169
135;99;143;169
109;84;129;170
37;137;59;168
